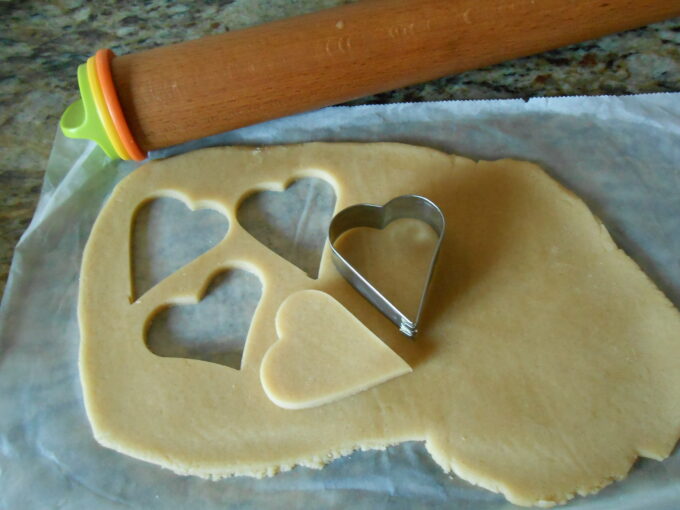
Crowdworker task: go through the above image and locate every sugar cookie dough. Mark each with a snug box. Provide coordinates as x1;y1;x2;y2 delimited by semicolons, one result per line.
78;143;680;507
261;289;412;409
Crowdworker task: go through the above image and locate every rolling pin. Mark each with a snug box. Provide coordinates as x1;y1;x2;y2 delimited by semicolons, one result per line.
60;0;680;160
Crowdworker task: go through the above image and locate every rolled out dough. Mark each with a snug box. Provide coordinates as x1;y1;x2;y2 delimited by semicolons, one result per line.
78;143;680;507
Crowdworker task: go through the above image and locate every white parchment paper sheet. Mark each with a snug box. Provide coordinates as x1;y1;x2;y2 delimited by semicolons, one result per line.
1;94;679;509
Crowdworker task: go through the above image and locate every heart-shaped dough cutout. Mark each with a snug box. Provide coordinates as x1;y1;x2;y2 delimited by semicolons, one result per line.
261;290;411;409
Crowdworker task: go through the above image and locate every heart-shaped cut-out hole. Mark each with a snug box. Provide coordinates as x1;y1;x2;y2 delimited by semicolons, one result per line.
237;178;336;279
145;269;262;370
132;196;229;298
261;290;411;409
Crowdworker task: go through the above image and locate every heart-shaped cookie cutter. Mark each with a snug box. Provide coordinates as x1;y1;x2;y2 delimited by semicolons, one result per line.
328;195;445;337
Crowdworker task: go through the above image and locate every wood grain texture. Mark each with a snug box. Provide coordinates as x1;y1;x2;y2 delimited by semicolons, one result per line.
111;0;680;151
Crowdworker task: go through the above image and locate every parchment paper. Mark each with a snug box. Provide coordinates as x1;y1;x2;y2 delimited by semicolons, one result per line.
1;94;679;509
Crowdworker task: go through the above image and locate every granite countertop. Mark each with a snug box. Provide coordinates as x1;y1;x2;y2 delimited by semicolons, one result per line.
1;0;679;297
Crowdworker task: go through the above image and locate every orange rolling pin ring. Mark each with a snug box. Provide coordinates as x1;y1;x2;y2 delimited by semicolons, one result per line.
86;58;130;160
96;49;146;161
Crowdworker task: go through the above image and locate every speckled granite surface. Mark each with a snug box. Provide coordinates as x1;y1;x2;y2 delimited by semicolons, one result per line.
1;0;679;296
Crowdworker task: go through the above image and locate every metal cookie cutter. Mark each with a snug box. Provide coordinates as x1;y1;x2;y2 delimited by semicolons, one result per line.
328;195;445;337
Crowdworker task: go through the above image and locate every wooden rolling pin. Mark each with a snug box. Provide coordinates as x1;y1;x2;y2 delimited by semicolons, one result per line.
102;0;680;153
